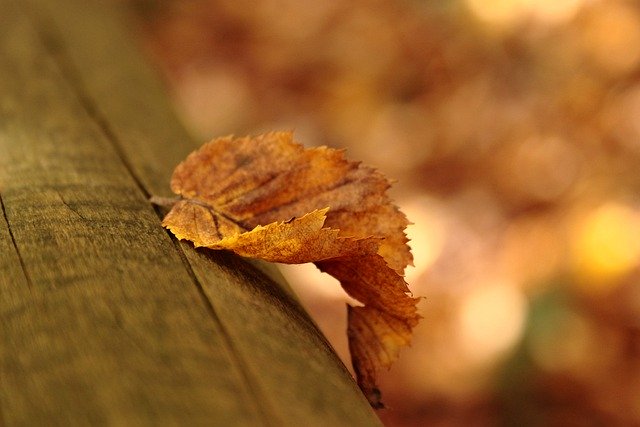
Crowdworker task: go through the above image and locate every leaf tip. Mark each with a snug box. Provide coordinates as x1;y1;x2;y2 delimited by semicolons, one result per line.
365;387;385;409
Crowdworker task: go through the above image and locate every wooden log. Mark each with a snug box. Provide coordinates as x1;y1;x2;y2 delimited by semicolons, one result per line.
0;0;382;425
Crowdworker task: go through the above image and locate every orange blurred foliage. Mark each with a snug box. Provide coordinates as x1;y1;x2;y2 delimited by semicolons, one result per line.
128;0;640;424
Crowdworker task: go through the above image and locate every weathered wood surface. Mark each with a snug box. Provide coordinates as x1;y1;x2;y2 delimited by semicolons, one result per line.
0;0;381;425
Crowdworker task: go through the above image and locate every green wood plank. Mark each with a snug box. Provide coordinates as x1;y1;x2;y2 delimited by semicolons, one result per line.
0;196;30;307
0;3;261;425
27;0;383;423
4;0;383;424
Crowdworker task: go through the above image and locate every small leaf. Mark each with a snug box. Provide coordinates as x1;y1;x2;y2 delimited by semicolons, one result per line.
159;131;420;407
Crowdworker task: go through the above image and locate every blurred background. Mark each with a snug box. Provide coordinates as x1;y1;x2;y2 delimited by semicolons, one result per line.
124;0;640;425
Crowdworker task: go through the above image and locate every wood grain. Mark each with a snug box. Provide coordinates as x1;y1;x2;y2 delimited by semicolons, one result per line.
0;0;381;425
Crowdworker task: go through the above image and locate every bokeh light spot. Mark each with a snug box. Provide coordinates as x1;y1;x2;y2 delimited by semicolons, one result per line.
402;197;447;284
579;1;640;76
457;281;528;364
571;202;640;291
466;0;584;29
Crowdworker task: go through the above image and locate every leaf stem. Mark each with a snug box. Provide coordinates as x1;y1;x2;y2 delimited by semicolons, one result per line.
149;195;180;208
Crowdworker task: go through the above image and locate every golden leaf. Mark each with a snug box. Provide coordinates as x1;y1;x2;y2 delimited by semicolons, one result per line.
159;131;420;407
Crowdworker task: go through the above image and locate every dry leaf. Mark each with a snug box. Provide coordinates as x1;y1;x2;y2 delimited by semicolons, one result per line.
158;131;420;407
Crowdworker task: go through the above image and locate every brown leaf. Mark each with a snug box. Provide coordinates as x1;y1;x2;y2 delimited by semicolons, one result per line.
159;131;420;407
317;255;420;408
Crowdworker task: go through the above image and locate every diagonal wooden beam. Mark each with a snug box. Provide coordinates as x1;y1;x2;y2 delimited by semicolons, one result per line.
0;0;381;425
